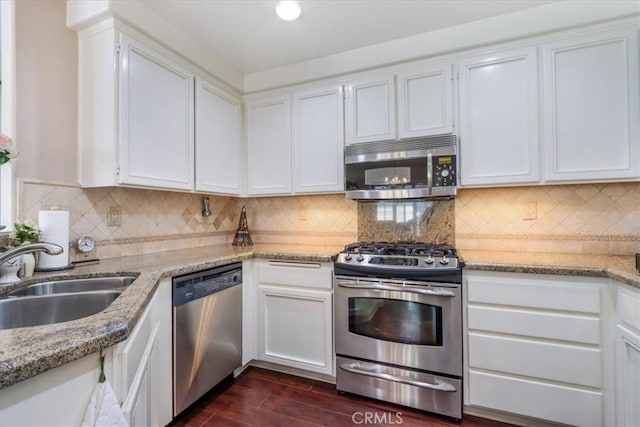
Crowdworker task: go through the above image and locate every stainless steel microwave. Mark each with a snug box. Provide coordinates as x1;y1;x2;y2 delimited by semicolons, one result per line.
344;135;457;200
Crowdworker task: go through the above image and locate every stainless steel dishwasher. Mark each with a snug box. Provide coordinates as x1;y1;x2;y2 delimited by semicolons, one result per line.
172;262;242;416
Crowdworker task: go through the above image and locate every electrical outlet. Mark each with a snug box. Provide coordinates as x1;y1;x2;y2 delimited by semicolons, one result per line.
523;201;537;220
108;205;121;226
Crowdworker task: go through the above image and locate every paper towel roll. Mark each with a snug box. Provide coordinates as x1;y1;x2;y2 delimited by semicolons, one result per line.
38;210;70;269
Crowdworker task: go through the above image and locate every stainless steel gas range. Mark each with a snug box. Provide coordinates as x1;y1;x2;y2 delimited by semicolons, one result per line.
333;242;463;420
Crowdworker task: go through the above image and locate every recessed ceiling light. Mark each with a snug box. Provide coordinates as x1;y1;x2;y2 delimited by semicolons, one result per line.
275;1;301;22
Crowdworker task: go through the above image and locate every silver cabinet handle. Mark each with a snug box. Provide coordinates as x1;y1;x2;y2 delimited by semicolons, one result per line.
268;261;321;269
340;363;456;392
337;281;455;297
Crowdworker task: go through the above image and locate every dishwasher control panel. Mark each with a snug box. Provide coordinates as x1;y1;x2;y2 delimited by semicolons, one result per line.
173;263;242;306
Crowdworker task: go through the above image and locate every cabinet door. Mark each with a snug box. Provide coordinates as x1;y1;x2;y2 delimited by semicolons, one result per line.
458;48;539;186
258;285;333;375
246;95;292;195
397;64;453;138
617;326;640;427
293;86;344;193
345;75;396;145
121;323;158;427
195;77;241;194
616;285;640;427
543;29;640;182
119;34;194;190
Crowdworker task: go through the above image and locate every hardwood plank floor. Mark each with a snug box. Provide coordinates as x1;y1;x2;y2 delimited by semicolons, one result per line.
171;367;513;427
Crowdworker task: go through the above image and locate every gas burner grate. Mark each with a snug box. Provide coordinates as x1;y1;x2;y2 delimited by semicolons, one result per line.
342;242;457;257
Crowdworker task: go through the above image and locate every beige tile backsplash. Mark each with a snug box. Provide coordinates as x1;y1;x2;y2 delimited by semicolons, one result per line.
18;180;357;259
455;182;640;255
16;180;640;259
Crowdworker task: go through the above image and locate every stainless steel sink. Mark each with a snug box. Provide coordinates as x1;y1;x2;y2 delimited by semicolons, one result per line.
7;276;136;297
0;291;122;330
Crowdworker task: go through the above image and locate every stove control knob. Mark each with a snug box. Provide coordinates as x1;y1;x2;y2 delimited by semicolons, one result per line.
345;254;352;261
439;256;449;265
357;255;365;262
425;256;435;265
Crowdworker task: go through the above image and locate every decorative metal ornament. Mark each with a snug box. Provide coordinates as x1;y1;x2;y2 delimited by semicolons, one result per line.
232;206;253;246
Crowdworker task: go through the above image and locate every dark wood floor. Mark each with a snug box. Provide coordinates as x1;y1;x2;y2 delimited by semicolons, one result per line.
172;367;512;427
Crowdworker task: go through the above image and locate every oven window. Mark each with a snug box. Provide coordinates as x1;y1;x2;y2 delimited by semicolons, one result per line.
348;297;443;346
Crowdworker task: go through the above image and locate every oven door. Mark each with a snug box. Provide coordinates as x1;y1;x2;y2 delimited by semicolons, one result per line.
334;276;462;377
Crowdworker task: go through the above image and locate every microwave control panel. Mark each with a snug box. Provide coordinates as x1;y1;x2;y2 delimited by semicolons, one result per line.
432;155;457;187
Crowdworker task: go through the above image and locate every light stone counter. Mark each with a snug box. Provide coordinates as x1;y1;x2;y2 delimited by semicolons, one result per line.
461;250;640;289
0;244;340;389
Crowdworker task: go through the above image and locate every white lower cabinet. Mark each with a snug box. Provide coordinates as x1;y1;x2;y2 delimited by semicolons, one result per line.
0;280;172;427
616;285;640;427
113;279;172;427
464;270;613;426
0;353;107;426
255;259;334;376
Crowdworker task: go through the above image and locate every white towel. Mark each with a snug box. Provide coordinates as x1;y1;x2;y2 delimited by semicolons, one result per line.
81;381;129;427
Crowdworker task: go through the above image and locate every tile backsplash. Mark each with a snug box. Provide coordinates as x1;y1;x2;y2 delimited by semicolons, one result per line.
455;182;640;255
15;180;640;259
17;180;357;259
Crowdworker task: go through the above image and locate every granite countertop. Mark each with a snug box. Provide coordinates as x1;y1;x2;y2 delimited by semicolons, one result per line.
0;244;340;390
461;250;640;289
2;244;638;390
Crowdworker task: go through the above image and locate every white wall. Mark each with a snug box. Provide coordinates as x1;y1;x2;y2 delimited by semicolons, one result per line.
16;0;77;184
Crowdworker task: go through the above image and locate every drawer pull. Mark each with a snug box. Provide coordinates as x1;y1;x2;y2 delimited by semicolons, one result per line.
340;362;457;392
268;261;321;269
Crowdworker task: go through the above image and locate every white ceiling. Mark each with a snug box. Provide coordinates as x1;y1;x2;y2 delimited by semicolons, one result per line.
139;0;557;75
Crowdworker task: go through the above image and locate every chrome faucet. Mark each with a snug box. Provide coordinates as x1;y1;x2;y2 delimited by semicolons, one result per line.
0;242;63;265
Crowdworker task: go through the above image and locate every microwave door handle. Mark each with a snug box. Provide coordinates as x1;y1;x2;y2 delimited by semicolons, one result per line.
337;282;455;297
339;363;457;392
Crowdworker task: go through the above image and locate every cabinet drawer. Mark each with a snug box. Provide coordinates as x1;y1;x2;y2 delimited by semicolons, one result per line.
469;370;602;426
469;333;601;388
468;305;600;345
466;272;602;314
257;260;332;290
618;286;640;334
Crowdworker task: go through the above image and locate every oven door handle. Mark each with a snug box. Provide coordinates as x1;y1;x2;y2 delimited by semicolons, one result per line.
339;363;457;392
337;282;456;297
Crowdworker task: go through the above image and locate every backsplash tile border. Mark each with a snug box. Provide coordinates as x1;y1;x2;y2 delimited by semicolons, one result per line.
96;230;232;246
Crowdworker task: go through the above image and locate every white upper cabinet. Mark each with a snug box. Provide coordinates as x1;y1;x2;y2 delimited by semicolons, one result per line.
458;48;540;186
195;77;242;194
293;85;345;193
118;34;194;191
397;64;453;138
542;28;640;182
246;95;292;195
344;75;396;145
77;20;242;194
344;65;454;146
